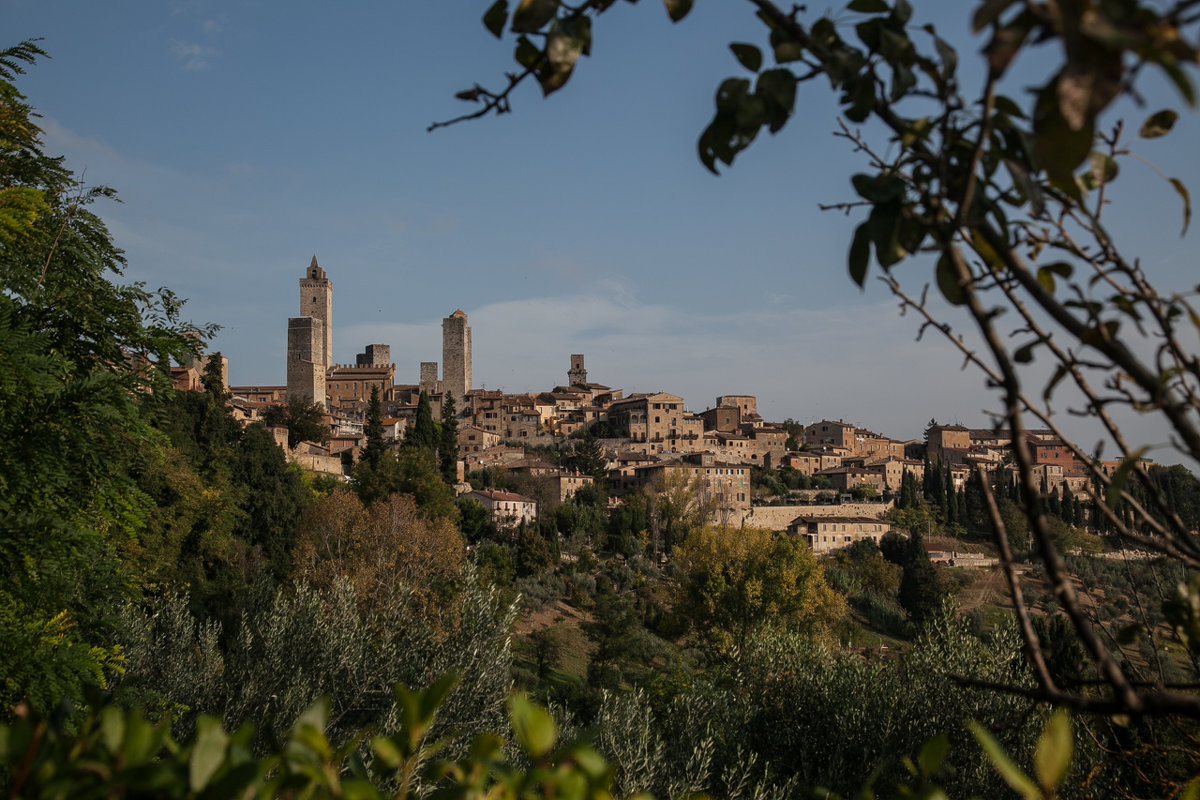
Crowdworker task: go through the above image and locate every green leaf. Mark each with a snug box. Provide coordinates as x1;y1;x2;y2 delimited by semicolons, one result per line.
1156;60;1197;107
936;252;966;305
509;694;557;758
539;16;590;95
730;43;763;72
100;706;125;754
1033;81;1091;205
1085;151;1118;189
190;716;228;791
973;0;1018;32
482;0;509;38
1043;363;1069;402
770;27;806;63
1036;268;1056;292
514;36;540;69
849;222;871;287
372;736;402;769
1181;777;1200;800
993;94;1026;119
847;0;888;12
1139;109;1178;138
757;68;797;131
512;0;557;33
868;202;905;268
1169;177;1191;235
1033;709;1073;793
294;697;330;735
419;673;459;723
969;720;1040;798
927;27;957;80
918;733;949;775
663;0;694;22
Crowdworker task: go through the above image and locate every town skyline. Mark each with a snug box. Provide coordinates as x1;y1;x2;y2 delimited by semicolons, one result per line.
7;1;1196;459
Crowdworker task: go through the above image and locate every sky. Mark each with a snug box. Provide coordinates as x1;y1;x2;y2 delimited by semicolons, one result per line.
6;1;1198;454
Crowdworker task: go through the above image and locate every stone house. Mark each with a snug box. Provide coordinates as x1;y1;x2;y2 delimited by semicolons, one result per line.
813;464;886;494
464;489;538;528
629;454;752;515
788;515;894;554
805;420;857;450
606;392;689;453
926;424;971;463
458;425;500;453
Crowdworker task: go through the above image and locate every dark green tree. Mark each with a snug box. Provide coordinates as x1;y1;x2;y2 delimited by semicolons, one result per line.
0;41;205;713
230;423;309;581
405;390;437;451
261;397;329;449
439;391;459;483
361;385;387;470
200;353;228;403
567;429;607;480
897;530;946;628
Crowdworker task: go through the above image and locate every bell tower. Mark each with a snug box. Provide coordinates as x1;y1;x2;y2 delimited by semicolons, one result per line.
299;255;332;368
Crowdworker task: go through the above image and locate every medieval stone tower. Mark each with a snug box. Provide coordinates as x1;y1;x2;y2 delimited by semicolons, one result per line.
441;310;471;400
287;257;333;407
298;256;333;369
568;354;588;386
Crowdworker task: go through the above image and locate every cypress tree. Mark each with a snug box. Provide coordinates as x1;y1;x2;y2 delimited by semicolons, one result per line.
361;385;387;470
439;391;460;483
406;390;437;451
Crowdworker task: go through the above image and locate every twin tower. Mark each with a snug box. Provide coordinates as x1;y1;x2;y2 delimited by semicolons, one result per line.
286;257;471;408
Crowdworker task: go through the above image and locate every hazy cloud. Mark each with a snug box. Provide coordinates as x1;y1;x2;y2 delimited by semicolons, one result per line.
170;40;218;70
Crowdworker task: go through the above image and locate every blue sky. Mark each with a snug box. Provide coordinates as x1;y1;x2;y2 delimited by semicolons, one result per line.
7;1;1198;453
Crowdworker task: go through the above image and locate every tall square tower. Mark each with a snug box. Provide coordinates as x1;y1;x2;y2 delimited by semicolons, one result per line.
287;316;326;407
299;256;333;368
442;310;471;401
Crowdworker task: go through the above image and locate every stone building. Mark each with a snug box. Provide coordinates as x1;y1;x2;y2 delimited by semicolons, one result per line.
464;489;538;528
788;515;893;554
568;354;588;386
299;257;332;369
287;316;326;407
287;258;333;407
606;392;688;452
420;361;439;394
926;424;971;462
806;419;857;450
326;362;396;409
356;344;390;367
442;310;472;401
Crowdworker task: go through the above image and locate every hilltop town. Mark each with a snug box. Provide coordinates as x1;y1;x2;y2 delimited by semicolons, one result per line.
168;258;1118;552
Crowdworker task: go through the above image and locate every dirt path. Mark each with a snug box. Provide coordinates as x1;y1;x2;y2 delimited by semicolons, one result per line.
956;564;1018;614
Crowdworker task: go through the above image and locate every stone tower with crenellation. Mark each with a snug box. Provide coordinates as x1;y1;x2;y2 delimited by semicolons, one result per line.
442;310;471;401
299;256;332;369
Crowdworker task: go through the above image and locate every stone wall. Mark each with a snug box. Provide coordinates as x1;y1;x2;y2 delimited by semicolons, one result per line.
734;501;893;531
